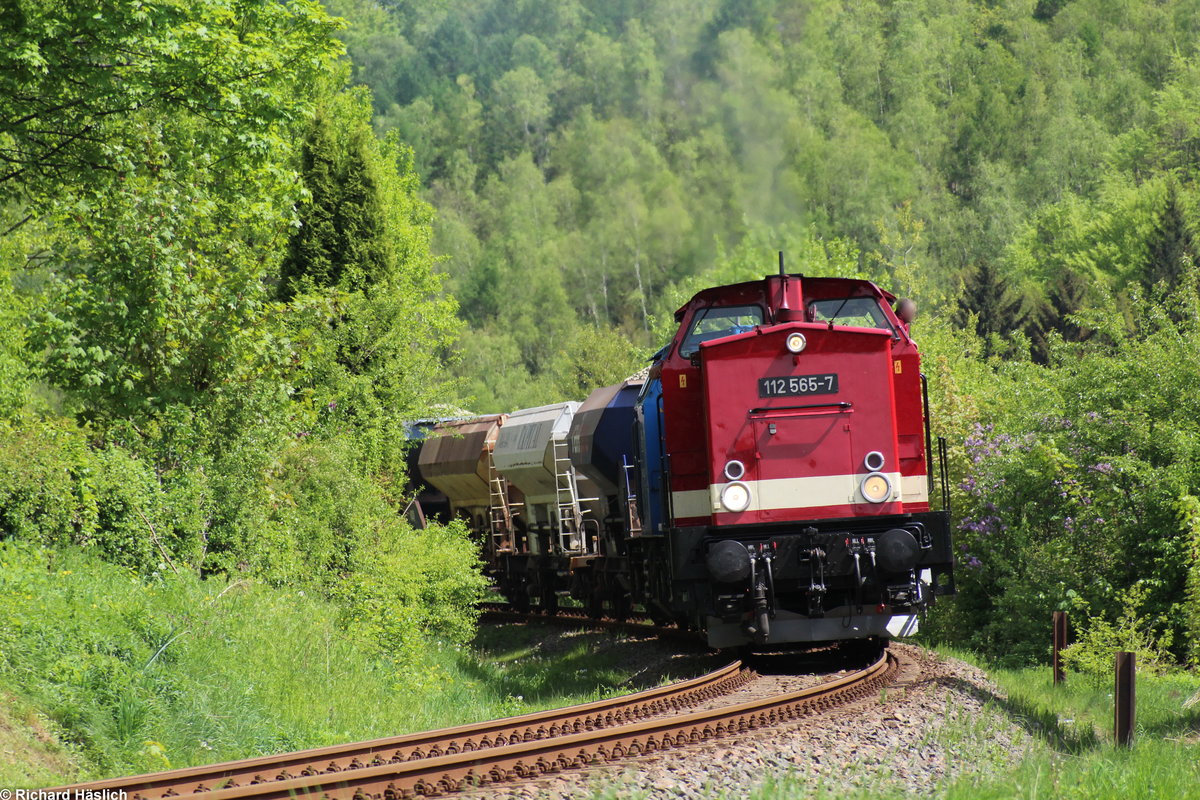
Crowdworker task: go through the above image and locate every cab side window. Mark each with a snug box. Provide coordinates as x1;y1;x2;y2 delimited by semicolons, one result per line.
679;305;764;357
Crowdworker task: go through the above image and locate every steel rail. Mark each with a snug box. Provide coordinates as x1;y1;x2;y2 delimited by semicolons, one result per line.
53;661;749;799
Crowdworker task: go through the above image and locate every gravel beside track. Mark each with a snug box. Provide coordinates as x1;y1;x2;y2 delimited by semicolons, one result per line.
460;644;1030;799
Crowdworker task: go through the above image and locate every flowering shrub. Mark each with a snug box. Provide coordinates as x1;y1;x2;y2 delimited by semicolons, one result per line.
943;289;1200;665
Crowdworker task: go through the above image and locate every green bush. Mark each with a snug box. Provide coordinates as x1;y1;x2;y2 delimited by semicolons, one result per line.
333;519;487;667
1183;494;1200;666
0;422;168;571
1061;585;1176;686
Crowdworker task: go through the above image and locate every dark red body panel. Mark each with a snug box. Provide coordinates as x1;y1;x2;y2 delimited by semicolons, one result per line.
659;276;929;529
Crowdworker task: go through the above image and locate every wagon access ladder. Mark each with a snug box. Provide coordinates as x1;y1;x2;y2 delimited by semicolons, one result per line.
552;438;589;554
486;450;515;556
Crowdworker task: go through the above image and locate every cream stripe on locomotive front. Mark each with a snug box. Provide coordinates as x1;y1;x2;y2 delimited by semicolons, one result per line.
670;472;928;517
900;473;930;505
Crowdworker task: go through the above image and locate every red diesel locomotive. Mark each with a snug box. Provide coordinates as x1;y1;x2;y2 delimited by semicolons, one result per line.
633;266;953;647
412;265;954;649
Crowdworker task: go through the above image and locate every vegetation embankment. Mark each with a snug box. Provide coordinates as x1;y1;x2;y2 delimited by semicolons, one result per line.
0;540;698;785
0;0;491;783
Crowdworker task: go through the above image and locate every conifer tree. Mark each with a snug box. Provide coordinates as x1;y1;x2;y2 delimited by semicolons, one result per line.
277;87;459;475
957;261;1025;339
279;110;390;299
1029;268;1093;360
279;112;341;299
335;127;390;294
1143;180;1196;289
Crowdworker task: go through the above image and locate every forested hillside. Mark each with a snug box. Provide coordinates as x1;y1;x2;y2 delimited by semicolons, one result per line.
329;0;1200;409
322;0;1200;665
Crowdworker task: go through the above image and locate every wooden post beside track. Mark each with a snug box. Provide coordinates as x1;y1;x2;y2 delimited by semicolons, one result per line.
1052;611;1068;686
1115;651;1136;747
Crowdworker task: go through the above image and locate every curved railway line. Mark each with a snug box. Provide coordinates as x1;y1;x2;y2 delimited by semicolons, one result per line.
53;615;912;800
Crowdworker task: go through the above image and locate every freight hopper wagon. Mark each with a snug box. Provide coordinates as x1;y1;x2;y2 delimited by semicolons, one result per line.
416;407;599;610
566;379;644;619
415;415;522;564
488;402;607;614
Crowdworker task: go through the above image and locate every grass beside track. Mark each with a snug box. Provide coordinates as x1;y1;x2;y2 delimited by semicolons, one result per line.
934;655;1200;800
0;541;692;787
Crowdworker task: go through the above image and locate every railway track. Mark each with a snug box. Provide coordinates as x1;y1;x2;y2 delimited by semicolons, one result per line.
477;601;689;639
53;648;904;800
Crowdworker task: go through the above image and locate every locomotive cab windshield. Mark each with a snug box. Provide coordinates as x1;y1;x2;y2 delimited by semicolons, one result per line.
807;296;897;334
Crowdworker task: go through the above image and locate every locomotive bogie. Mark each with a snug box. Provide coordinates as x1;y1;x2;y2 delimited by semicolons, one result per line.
657;510;953;647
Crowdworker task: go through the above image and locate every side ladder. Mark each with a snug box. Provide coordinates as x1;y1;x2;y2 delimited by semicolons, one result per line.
622;454;642;536
486;449;515;556
552;438;588;554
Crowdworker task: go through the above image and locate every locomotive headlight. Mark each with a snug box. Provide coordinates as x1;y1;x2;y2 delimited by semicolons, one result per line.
723;460;746;480
860;472;892;503
785;332;807;354
720;481;752;512
864;451;885;472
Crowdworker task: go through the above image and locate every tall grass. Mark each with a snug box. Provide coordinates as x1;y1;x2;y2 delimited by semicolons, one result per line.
0;541;689;785
940;654;1200;799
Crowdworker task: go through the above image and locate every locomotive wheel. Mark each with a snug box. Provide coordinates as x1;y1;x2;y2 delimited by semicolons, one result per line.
586;591;605;620
542;589;559;617
844;636;887;662
610;592;632;622
511;585;531;614
647;604;673;627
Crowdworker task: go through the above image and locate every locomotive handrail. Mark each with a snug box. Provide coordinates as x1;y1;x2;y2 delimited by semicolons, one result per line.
748;401;853;415
922;373;934;497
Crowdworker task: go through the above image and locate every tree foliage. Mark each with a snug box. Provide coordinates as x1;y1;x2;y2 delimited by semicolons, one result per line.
326;0;1200;407
0;0;482;667
0;0;340;204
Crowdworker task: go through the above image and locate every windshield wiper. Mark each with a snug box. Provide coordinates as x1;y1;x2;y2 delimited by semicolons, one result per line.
826;296;852;323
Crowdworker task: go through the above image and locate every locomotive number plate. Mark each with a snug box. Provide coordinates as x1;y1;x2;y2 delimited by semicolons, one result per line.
758;373;839;397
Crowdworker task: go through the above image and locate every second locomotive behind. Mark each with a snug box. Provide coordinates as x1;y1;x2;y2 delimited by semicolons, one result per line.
411;268;955;648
